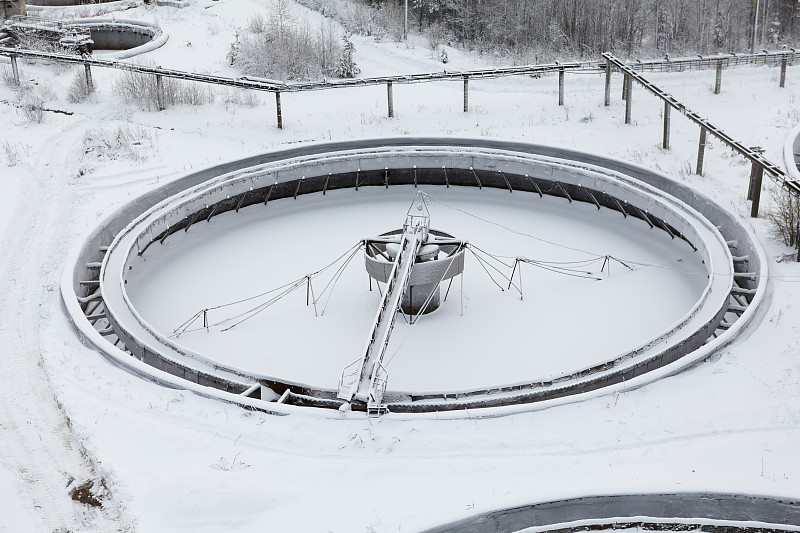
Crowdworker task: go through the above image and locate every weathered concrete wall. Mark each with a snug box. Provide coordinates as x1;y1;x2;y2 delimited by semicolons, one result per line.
89;24;152;50
1;0;26;17
26;0;114;6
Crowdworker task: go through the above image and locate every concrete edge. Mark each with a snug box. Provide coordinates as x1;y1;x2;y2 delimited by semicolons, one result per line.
416;492;800;533
103;148;729;397
782;123;800;182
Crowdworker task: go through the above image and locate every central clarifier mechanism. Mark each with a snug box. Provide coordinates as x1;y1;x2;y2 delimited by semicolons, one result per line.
339;192;466;415
364;193;466;315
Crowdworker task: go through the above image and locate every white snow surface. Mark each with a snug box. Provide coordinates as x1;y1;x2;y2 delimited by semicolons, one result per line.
0;0;799;531
126;186;704;391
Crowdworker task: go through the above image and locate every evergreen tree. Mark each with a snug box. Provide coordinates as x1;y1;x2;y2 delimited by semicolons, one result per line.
336;32;361;78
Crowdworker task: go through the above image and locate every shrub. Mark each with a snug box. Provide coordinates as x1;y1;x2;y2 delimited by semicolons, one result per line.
113;68;215;110
2;140;21;167
21;95;45;124
67;70;92;103
231;0;345;80
766;189;800;260
1;66;19;88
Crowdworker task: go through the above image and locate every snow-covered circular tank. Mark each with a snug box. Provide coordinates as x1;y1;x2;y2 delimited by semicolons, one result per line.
124;187;706;393
64;138;765;417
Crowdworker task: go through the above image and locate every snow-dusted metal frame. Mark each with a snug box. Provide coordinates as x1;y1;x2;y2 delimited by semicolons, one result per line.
61;138;767;419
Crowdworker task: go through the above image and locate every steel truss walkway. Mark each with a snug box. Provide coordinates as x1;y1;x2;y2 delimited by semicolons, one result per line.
338;223;424;414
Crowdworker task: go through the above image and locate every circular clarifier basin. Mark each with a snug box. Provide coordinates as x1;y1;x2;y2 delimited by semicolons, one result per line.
124;185;706;393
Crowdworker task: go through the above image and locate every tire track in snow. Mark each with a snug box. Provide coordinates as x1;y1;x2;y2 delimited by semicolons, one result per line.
0;120;130;531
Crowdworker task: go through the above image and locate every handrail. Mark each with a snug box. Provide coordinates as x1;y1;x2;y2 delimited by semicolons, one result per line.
603;52;800;196
0;45;581;93
2;44;797;94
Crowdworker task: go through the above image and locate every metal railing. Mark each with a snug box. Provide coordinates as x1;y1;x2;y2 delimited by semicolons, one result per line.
1;44;797;125
602;53;800;217
622;49;800;72
2;42;798;214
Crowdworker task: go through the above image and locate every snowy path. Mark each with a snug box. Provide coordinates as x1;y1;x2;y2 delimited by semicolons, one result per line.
0;121;128;531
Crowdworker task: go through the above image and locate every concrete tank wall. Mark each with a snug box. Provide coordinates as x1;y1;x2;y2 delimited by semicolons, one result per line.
63;138;766;419
26;0;117;6
419;493;800;533
89;25;152;50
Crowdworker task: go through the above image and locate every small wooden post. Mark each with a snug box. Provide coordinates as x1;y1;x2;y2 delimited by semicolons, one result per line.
84;63;94;93
747;163;757;200
10;54;19;86
275;92;283;129
624;75;632;124
155;74;165;111
780;55;788;88
463;75;469;112
750;163;764;217
558;68;564;106
387;81;394;118
662;100;671;150
622;73;628;100
714;60;722;94
696;127;708;175
604;59;611;107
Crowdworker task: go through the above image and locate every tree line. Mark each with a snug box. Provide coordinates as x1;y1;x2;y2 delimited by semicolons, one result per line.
390;0;800;60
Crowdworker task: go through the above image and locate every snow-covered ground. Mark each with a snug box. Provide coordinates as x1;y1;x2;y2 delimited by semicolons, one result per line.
1;0;800;531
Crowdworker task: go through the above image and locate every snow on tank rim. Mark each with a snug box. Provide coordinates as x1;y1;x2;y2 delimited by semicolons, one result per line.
99;146;731;410
417;492;800;533
61;137;766;419
14;16;170;59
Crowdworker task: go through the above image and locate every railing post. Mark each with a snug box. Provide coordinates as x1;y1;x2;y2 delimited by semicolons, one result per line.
750;163;764;217
622;73;628;100
748;147;765;200
275;91;283;129
84;63;94;93
696;127;707;175
624;75;632;124
662;100;671;150
780;55;788;88
604;59;611;106
155;74;165;111
463;75;469;112
558;68;564;106
387;81;394;118
10;54;19;87
714;59;722;94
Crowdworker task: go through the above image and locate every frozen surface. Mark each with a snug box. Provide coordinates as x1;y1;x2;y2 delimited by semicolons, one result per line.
127;186;704;391
0;0;799;530
0;461;36;531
